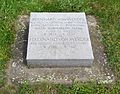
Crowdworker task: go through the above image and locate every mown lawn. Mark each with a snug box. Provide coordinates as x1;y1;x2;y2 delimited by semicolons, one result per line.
0;0;120;94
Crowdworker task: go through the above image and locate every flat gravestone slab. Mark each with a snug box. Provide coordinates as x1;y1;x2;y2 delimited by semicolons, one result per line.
26;12;94;67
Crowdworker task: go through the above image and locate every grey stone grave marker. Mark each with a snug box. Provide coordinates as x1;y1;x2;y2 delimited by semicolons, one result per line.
26;12;94;67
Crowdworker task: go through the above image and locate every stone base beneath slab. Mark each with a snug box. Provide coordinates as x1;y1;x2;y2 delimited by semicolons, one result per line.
8;15;114;84
27;59;93;68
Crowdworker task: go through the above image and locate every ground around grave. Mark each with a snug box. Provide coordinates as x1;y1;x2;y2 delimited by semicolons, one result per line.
0;0;120;94
8;15;114;84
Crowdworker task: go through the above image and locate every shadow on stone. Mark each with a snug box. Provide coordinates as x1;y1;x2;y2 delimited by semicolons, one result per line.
22;27;29;65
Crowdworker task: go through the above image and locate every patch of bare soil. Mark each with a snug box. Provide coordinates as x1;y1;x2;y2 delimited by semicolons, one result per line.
7;15;114;84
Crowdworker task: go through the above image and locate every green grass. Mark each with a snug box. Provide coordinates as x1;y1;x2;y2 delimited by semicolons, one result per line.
0;0;120;93
15;81;120;94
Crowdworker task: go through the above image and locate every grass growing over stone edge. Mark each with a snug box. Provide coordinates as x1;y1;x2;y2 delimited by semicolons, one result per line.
0;0;120;93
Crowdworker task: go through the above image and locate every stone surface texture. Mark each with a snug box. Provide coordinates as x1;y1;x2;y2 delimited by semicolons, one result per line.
27;13;94;67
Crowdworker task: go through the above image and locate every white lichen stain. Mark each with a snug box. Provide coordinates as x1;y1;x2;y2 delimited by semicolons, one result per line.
12;62;16;67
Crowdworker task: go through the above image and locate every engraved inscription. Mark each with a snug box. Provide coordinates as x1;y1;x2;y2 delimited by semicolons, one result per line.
29;15;88;49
